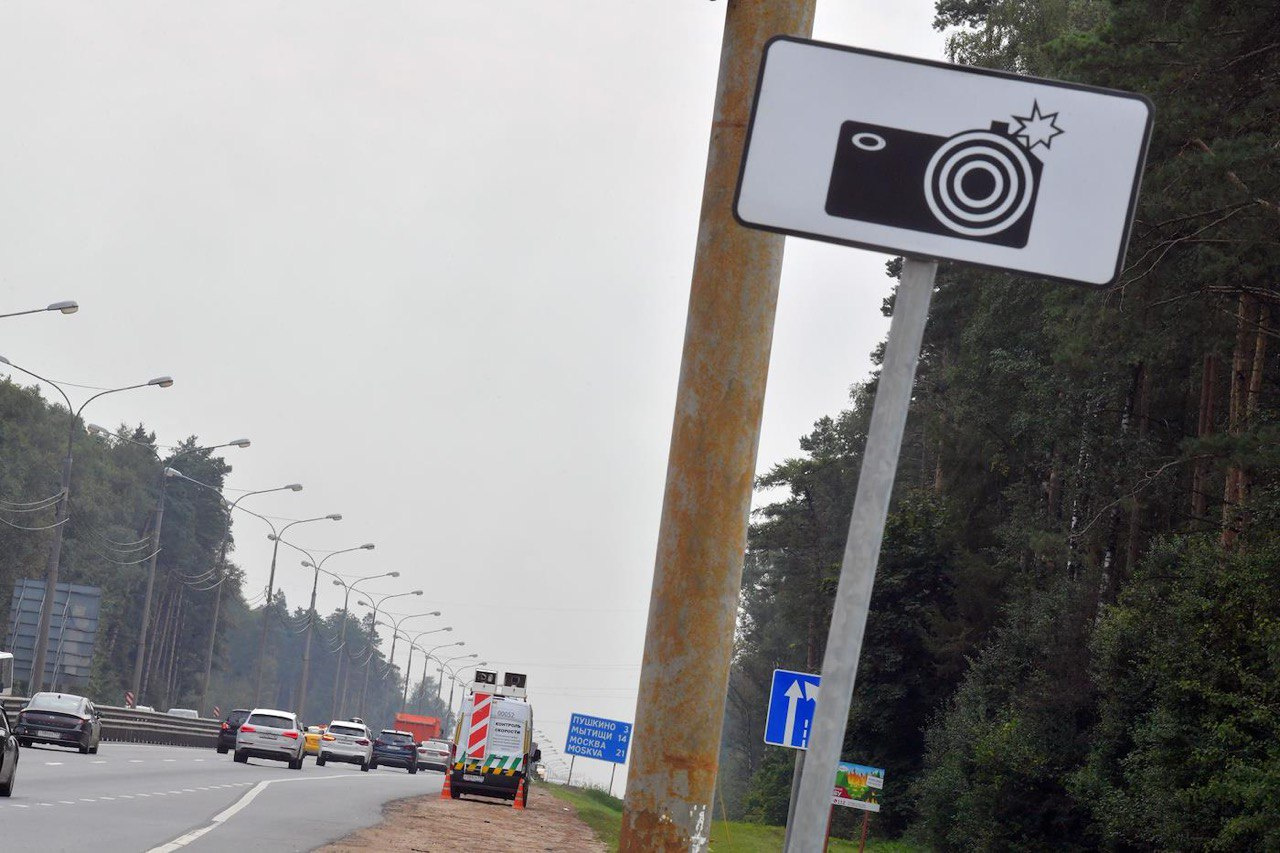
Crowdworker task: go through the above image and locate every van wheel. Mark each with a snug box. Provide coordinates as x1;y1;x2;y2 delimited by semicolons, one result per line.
360;760;369;772
217;745;228;755
316;753;326;767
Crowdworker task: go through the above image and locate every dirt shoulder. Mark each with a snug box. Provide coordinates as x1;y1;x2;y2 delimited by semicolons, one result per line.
317;785;607;852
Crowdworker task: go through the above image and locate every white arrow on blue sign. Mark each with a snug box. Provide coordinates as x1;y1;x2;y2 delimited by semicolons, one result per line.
764;668;821;750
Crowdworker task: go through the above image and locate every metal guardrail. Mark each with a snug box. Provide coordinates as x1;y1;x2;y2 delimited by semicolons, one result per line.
1;697;219;748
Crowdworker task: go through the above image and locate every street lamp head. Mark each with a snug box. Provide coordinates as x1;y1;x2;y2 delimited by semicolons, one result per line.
287;484;303;491
361;543;375;550
411;590;424;596
332;579;344;587
386;571;400;578
0;355;11;365
148;376;174;388
163;467;182;478
326;513;342;521
357;600;371;609
302;560;315;568
429;611;441;616
48;300;79;314
229;438;251;448
267;533;278;541
444;627;453;632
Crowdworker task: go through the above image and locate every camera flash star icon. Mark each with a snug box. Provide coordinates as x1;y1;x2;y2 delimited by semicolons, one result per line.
1012;102;1064;150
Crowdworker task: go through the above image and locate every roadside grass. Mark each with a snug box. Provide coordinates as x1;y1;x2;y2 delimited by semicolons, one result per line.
542;784;924;852
544;784;624;849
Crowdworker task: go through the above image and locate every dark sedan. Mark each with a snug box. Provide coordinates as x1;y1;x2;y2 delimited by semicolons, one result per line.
370;729;418;773
15;692;101;754
216;708;251;754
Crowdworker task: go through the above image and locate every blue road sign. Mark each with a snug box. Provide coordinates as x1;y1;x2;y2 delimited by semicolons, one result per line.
565;712;632;764
764;668;821;749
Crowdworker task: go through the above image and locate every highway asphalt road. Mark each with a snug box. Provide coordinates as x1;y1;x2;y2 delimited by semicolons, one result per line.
2;740;442;852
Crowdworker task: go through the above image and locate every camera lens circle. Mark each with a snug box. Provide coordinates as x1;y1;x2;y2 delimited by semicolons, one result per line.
923;130;1035;237
953;161;1005;208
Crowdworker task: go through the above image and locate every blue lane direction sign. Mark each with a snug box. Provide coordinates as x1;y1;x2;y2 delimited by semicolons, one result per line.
765;669;821;749
566;712;632;765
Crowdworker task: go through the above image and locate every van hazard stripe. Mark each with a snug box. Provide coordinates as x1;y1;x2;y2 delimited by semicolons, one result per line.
466;692;492;759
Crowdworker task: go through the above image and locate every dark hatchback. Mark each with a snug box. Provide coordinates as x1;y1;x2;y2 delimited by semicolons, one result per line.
15;692;101;754
216;708;251;754
371;729;418;774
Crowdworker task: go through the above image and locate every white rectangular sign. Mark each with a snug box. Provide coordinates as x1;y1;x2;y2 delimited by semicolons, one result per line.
734;38;1153;286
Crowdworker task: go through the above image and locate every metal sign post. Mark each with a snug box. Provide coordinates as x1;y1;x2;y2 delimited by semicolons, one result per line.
787;258;933;849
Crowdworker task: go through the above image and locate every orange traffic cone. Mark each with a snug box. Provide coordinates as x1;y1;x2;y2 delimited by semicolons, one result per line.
512;776;526;810
440;768;453;801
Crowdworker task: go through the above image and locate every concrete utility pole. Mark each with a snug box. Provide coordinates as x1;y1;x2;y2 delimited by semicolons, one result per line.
619;2;814;850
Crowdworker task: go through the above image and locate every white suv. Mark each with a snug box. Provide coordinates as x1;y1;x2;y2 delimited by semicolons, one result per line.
315;719;373;771
233;708;305;770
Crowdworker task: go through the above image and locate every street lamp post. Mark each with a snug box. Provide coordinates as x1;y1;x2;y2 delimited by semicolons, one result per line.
438;653;479;709
368;609;441;692
88;427;252;709
400;627;454;709
443;661;485;724
330;572;400;718
0;300;78;319
165;470;304;713
254;515;341;704
355;589;423;713
289;544;377;720
417;640;465;709
0;356;172;692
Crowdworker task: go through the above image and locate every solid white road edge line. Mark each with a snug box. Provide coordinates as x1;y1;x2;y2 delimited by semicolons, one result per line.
144;774;365;853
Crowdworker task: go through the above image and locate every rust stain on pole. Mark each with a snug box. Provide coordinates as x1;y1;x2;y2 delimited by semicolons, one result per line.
620;2;814;850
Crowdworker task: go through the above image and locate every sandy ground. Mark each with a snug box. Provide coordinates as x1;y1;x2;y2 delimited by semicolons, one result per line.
318;787;607;853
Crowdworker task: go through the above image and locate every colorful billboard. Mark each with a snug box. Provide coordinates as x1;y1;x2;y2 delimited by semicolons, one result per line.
832;761;885;812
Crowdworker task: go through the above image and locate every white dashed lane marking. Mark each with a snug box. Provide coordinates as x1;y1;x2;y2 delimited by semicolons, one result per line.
44;762;64;766
9;781;258;811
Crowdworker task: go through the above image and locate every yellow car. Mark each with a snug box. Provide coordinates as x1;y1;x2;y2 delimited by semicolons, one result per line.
304;725;326;756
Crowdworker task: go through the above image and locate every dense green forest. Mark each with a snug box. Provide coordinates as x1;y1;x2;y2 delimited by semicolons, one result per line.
720;0;1279;849
0;380;450;731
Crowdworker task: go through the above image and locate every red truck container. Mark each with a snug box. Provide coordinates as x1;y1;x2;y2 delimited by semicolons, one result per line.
393;713;442;743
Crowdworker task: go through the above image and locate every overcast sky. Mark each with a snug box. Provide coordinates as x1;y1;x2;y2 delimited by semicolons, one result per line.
0;1;944;790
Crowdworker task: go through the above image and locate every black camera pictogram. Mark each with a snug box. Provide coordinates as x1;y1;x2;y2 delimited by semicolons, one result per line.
825;119;1043;248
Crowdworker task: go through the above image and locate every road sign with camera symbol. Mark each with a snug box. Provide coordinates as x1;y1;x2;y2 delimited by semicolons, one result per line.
734;38;1153;286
